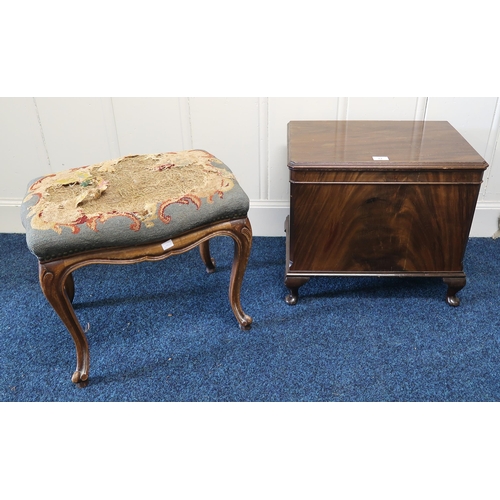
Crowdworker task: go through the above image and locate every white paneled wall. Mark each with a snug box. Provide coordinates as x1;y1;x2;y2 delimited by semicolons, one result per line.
1;97;499;236
36;98;118;170
189;98;261;200
0;98;49;199
344;97;428;121
112;98;186;156
268;98;341;200
424;97;499;199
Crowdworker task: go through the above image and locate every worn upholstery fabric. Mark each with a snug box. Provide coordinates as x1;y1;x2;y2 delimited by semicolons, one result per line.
21;150;249;261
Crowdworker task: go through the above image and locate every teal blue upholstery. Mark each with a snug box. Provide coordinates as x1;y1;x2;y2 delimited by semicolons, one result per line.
21;150;249;261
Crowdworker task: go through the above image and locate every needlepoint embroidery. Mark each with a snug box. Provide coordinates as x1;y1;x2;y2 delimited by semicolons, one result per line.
24;150;236;235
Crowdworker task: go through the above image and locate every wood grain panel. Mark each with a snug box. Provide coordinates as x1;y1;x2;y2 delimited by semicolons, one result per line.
289;182;481;273
290;169;484;184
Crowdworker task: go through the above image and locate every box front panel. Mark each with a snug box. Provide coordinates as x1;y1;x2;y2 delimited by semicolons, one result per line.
289;180;481;273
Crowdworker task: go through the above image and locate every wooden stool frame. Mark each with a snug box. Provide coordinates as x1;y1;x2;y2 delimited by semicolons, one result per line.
38;217;252;385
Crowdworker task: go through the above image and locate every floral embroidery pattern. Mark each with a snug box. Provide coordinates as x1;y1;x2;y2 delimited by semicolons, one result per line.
24;150;236;234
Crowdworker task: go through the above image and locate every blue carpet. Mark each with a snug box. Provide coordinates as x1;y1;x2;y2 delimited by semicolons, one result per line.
1;233;500;401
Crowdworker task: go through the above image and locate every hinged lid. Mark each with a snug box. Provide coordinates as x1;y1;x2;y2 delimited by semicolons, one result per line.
288;121;488;170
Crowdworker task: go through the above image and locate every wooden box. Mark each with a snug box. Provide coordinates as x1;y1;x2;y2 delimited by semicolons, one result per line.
284;121;488;306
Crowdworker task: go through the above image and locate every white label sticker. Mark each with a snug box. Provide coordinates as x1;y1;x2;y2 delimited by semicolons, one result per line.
373;156;390;161
161;240;174;251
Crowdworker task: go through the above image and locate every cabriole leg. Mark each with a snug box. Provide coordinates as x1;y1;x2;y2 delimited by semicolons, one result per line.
284;276;310;305
227;218;253;330
39;261;89;385
65;272;75;303
199;240;216;274
443;277;466;307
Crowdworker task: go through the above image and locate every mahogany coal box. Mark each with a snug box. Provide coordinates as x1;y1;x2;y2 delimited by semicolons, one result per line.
284;121;488;306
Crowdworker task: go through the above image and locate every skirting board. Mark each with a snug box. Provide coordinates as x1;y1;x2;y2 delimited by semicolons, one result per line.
247;201;500;239
2;200;500;238
469;202;500;238
0;203;25;233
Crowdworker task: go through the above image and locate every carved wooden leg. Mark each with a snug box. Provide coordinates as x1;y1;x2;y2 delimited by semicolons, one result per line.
199;240;216;274
65;272;75;303
227;218;253;330
39;261;89;385
284;276;310;305
443;277;466;307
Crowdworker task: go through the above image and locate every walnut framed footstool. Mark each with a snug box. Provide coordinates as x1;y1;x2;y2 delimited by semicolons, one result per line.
21;150;253;385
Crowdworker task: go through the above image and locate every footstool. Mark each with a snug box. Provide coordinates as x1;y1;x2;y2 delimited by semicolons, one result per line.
21;149;253;385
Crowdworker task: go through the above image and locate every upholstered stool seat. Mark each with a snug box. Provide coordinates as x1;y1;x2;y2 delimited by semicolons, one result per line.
21;150;253;385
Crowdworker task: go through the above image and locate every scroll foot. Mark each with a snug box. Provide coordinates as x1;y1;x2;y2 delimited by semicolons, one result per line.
443;277;466;307
72;370;89;384
239;317;252;331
